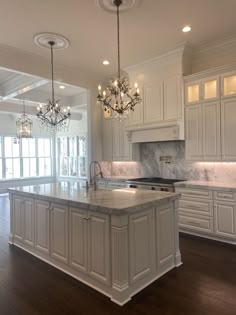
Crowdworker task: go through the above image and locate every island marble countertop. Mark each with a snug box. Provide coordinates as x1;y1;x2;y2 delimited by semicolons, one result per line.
174;180;236;192
96;176;137;182
8;182;180;215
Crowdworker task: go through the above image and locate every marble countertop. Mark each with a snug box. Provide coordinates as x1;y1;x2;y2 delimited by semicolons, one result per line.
175;180;236;191
96;176;137;182
8;182;180;215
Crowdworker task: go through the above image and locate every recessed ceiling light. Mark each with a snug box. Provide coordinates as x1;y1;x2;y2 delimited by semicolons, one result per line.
103;60;109;65
59;85;65;89
182;25;191;33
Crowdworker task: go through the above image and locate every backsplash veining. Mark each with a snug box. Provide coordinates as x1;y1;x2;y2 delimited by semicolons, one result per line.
101;141;236;182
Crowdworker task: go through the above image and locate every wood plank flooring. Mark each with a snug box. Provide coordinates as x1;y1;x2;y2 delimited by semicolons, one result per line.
0;195;236;315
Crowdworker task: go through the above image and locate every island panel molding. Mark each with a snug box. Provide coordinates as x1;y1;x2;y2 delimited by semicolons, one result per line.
8;183;181;305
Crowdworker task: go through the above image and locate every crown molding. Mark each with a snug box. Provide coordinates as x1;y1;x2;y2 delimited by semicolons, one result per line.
193;35;236;55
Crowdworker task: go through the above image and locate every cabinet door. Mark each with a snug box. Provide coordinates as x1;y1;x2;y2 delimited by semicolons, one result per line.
221;97;236;161
164;75;182;120
102;118;113;161
221;72;236;98
127;87;143;126
23;198;34;247
185;104;203;160
112;119;121;161
156;205;174;269
35;199;50;255
185;80;201;105
69;208;88;273
87;211;110;285
51;203;68;264
129;208;155;284
143;82;163;124
202;101;221;160
214;201;236;239
202;76;219;101
13;195;24;241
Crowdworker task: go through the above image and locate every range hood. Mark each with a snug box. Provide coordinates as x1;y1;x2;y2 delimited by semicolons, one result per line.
126;121;184;143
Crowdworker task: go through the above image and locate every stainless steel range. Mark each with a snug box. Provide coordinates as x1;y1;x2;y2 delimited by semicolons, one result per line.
126;177;185;192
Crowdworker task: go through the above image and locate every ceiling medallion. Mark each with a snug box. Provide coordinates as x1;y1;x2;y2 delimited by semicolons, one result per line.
96;0;141;119
95;0;141;13
34;33;71;131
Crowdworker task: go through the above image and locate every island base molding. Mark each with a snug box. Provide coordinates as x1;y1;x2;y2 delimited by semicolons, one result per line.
10;239;179;305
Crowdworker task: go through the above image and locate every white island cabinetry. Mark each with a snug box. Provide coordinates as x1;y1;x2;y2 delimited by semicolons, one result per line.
8;183;181;306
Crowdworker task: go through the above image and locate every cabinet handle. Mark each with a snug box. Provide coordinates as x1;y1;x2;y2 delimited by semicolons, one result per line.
82;216;87;220
86;216;90;220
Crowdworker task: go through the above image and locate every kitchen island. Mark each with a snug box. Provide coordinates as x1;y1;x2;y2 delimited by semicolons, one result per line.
8;182;181;305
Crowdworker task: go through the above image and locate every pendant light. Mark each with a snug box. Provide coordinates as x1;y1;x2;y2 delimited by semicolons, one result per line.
16;101;33;139
97;0;141;118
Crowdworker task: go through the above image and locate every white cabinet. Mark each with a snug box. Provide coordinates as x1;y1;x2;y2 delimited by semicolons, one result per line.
129;74;183;127
102;118;113;161
69;208;110;285
13;195;34;247
156;204;174;269
69;207;88;273
221;72;236;98
221;97;236;161
35;199;50;255
214;201;236;239
143;81;163;124
164;75;182;120
129;208;155;283
176;186;236;243
51;203;68;264
185;104;202;160
185;76;219;105
102;117;140;161
185;101;221;161
202;101;221;160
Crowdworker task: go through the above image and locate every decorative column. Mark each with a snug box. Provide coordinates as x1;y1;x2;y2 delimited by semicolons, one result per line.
111;214;130;305
173;199;182;266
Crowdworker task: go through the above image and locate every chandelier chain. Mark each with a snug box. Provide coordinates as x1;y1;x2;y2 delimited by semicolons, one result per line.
116;3;120;79
49;41;55;103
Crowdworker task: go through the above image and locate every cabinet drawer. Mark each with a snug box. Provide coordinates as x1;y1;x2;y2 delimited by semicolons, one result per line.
179;199;213;216
214;191;236;202
106;181;127;189
179;213;214;233
176;188;212;199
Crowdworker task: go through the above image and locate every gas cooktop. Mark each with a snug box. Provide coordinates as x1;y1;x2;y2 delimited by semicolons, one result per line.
126;177;185;184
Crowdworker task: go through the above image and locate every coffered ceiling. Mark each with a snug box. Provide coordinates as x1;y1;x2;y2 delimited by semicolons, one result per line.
0;0;236;112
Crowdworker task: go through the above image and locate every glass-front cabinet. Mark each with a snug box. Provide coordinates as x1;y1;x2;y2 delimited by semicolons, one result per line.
185;77;219;104
222;72;236;97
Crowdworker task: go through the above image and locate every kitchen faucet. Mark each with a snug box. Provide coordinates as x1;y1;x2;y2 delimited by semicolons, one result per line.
89;161;104;190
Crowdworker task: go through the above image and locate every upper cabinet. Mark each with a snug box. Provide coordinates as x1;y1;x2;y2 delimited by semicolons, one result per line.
185;76;219;105
129;74;183;126
185;65;236;161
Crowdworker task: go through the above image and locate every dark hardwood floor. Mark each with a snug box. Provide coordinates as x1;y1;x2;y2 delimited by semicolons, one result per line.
1;195;236;315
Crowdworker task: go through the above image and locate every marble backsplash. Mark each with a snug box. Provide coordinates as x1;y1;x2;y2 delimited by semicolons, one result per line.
100;141;236;182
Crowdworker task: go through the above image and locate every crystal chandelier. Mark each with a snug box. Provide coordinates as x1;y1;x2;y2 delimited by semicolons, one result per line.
97;0;141;118
16;102;33;139
36;41;71;131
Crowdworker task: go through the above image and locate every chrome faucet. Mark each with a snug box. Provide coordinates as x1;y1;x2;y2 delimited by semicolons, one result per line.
89;161;104;190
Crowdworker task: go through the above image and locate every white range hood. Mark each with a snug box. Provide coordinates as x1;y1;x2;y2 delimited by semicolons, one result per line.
126;121;184;143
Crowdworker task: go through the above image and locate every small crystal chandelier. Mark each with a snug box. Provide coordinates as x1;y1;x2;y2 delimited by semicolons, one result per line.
36;40;71;131
97;0;141;118
16;101;33;139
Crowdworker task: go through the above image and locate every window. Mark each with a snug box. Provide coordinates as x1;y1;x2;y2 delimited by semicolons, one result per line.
58;135;87;178
0;136;52;180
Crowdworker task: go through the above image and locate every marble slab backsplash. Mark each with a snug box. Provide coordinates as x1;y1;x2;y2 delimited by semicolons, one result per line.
100;141;236;182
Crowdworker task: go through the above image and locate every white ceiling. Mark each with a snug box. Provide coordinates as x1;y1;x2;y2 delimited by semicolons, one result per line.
1;0;236;77
0;0;236;112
